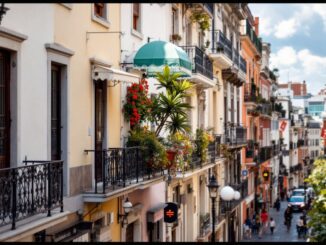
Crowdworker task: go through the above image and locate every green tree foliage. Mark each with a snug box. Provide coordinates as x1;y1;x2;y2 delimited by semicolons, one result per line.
305;158;326;242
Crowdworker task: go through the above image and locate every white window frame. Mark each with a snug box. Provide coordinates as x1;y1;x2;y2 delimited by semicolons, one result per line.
91;3;110;28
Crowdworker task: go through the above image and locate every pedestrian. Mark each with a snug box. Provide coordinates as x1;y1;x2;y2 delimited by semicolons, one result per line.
245;217;252;239
274;198;281;212
287;189;291;201
269;217;276;235
280;190;285;201
243;222;250;239
256;215;262;238
251;217;257;234
296;216;304;238
261;209;269;232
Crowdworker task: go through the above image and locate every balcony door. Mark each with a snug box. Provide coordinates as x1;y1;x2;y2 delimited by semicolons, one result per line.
94;80;106;182
51;65;62;161
0;49;11;169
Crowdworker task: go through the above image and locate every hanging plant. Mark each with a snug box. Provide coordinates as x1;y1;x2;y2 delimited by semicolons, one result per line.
123;78;152;128
219;144;234;161
190;11;211;34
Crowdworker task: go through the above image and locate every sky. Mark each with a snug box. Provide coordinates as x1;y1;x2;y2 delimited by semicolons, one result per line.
250;4;326;95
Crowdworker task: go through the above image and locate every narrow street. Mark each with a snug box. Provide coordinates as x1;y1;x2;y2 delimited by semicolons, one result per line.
241;200;308;242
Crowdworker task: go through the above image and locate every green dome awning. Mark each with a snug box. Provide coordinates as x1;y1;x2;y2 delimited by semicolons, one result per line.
133;40;192;77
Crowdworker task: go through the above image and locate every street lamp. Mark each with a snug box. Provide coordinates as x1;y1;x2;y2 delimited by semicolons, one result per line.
207;175;219;242
220;185;241;242
118;198;133;227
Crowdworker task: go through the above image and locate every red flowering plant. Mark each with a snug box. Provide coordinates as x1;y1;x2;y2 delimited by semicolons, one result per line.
123;78;152;128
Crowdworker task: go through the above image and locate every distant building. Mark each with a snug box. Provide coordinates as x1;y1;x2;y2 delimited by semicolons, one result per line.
307;95;326;121
278;81;307;96
318;88;326;95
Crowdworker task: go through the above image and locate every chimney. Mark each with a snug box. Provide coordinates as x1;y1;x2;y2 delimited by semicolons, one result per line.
254;17;259;36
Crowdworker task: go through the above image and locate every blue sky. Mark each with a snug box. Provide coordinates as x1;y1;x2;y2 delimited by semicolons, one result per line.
250;4;326;95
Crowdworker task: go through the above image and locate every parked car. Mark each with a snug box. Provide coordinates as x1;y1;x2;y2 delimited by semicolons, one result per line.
288;196;306;212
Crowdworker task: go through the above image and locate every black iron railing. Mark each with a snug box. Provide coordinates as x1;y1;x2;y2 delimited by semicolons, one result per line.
85;147;164;194
0;160;64;230
180;46;213;80
213;30;232;60
240;56;247;73
244;83;258;103
233;48;240;68
246;139;256;158
244;19;262;54
257;146;273;164
258;103;272;116
272;144;280;156
224;124;247;146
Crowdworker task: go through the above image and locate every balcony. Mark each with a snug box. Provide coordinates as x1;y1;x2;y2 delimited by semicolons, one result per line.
256;146;273;164
180;46;215;88
224;124;247;148
240;56;247;74
244;83;258;109
0;160;64;230
210;30;233;69
258;103;272;118
240;19;262;57
183;135;222;172
84;147;164;195
186;3;214;18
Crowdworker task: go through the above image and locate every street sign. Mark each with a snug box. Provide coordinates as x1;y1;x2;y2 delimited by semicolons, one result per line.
242;169;248;177
164;202;178;223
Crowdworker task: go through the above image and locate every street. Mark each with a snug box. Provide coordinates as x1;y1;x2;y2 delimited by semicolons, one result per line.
241;200;308;242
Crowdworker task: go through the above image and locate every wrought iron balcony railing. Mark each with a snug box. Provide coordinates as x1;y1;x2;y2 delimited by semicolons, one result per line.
224;124;247;146
244;19;262;54
233;48;240;68
180;45;213;80
213;30;232;60
257;146;273;164
258;103;272;116
0;160;64;230
240;56;247;73
85;147;164;194
244;83;258;103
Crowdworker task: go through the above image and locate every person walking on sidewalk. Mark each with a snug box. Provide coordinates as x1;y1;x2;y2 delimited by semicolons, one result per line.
269;217;276;235
261;209;269;234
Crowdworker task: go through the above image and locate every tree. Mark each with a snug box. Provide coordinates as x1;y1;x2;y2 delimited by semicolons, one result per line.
305;157;326;242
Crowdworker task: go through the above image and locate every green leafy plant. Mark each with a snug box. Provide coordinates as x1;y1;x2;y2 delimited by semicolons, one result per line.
164;132;193;172
305;158;326;242
148;65;193;137
126;126;168;169
194;129;214;163
190;11;211;34
219;144;234;161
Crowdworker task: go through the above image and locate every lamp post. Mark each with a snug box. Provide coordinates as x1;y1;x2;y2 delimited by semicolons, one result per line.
207;175;219;242
119;198;133;227
220;185;241;242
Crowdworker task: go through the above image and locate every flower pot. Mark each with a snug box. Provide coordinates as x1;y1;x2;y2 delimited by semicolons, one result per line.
166;150;177;169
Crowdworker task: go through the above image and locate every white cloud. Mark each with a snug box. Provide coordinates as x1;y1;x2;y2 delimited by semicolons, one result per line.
270;46;297;67
274;18;299;39
311;4;326;31
270;47;326;94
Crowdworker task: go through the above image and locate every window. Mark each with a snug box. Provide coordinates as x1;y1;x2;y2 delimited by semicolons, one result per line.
94;3;106;19
133;3;141;32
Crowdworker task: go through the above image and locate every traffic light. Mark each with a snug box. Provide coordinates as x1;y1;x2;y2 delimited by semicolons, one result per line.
263;170;269;181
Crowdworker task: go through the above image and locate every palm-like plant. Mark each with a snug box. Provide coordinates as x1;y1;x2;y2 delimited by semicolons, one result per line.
150;66;193;136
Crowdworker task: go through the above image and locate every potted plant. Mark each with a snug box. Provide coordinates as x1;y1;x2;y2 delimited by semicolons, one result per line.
194;129;214;163
171;33;182;42
126;126;168;171
123;78;152;129
190;11;211;34
165;132;193;172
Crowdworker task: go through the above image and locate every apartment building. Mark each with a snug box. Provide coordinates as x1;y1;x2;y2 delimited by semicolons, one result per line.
0;3;142;242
